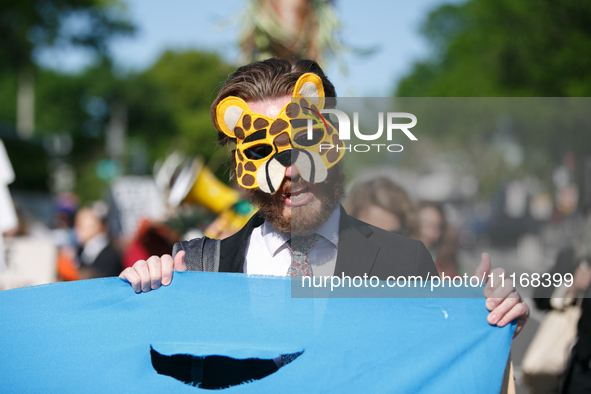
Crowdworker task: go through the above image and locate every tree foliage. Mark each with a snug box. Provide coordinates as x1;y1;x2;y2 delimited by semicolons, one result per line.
0;0;134;70
129;50;233;161
0;51;232;201
0;1;235;202
397;0;591;97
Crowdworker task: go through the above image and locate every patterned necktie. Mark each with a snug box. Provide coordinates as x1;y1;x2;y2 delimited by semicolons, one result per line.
280;234;322;367
286;233;322;277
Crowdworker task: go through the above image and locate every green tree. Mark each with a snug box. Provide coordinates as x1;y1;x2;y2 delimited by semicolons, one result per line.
0;0;133;71
0;3;236;202
127;50;233;162
396;0;591;97
1;50;233;201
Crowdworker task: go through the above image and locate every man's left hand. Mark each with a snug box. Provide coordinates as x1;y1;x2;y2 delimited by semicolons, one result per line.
475;253;530;338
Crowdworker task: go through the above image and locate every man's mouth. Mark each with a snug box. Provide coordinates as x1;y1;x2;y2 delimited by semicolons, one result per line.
284;184;314;207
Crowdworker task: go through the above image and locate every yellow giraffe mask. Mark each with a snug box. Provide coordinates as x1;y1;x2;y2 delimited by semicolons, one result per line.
215;73;346;194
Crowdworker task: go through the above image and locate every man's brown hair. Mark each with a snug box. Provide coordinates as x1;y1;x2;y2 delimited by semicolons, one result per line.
211;58;336;146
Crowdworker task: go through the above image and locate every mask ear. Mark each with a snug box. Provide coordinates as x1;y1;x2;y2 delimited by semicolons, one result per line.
216;97;251;139
293;73;325;109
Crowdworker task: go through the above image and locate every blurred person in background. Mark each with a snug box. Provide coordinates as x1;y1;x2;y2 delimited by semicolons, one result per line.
418;201;460;278
52;193;82;281
74;202;122;278
344;178;420;239
52;192;79;249
122;219;181;270
533;213;591;394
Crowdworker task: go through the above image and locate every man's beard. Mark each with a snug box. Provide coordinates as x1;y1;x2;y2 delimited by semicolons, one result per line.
246;162;345;235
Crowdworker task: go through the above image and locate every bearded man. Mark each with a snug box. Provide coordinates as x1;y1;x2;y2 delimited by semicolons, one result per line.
120;58;529;389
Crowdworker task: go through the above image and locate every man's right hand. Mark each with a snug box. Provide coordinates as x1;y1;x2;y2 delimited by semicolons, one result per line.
119;251;186;293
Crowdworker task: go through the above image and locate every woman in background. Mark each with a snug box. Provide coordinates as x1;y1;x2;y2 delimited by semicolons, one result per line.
74;202;122;278
344;178;420;239
418;201;460;278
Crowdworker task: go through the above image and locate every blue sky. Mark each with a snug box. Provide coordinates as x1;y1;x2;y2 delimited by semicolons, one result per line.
38;0;461;96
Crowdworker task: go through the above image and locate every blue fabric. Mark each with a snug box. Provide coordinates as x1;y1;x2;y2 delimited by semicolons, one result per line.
0;272;514;393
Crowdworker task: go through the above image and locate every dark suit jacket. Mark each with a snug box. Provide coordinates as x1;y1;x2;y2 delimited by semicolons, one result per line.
154;206;437;389
219;206;436;280
77;243;122;278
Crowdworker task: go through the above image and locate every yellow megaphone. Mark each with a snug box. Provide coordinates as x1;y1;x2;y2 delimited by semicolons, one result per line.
168;157;240;213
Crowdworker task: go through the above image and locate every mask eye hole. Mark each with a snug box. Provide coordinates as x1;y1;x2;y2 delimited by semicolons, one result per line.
243;144;274;160
294;128;324;147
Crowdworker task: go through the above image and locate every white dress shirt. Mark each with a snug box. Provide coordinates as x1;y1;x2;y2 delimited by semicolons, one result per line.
243;206;340;276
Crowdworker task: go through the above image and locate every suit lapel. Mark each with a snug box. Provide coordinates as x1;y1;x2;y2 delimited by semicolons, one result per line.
334;206;380;277
219;212;264;273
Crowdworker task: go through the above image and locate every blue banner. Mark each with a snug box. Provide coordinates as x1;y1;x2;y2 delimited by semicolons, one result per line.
0;271;514;393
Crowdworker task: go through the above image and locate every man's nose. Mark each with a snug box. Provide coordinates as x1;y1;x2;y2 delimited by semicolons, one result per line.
285;165;299;179
274;149;300;179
